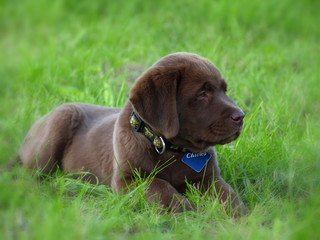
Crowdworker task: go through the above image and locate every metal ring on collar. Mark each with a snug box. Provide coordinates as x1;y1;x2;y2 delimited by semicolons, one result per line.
154;136;166;154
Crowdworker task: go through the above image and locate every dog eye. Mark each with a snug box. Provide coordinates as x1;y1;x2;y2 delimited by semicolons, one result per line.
221;81;228;92
223;85;228;92
197;91;207;98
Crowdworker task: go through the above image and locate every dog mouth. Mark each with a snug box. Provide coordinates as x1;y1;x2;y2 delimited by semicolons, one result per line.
171;127;243;153
216;131;241;145
193;129;242;151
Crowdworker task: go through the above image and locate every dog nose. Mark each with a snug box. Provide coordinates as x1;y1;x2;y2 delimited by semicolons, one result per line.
231;111;245;125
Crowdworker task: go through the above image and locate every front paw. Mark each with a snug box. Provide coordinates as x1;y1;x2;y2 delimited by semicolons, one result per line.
170;195;194;213
231;203;249;218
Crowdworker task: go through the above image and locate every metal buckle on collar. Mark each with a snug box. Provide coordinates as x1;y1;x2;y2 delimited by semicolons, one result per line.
129;111;142;132
153;136;166;154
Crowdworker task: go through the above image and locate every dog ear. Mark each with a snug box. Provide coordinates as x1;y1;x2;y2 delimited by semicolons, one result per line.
129;66;181;139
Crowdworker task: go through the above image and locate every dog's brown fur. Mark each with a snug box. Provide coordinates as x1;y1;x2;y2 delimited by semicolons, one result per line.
19;52;247;215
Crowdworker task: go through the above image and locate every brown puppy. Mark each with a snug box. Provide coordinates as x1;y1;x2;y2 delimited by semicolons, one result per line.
19;52;247;215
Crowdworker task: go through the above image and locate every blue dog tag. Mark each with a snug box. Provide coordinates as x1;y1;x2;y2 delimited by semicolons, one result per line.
182;151;211;173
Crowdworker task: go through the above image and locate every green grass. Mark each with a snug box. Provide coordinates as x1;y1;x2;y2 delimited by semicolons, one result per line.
1;0;320;239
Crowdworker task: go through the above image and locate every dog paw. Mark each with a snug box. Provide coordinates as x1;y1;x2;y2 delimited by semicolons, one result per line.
170;196;194;213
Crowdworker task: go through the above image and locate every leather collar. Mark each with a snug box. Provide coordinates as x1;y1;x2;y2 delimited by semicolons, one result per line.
129;111;188;154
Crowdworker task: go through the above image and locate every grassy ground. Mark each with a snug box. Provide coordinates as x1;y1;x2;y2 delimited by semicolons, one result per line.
1;0;320;239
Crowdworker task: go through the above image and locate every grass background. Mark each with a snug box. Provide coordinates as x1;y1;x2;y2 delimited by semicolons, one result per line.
1;0;319;239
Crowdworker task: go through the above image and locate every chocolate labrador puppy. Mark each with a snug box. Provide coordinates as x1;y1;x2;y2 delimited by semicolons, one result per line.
19;52;247;215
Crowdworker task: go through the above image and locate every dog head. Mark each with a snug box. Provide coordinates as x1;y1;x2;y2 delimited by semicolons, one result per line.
129;52;244;152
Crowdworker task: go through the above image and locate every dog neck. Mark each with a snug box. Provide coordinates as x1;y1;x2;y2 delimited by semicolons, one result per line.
129;111;188;154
